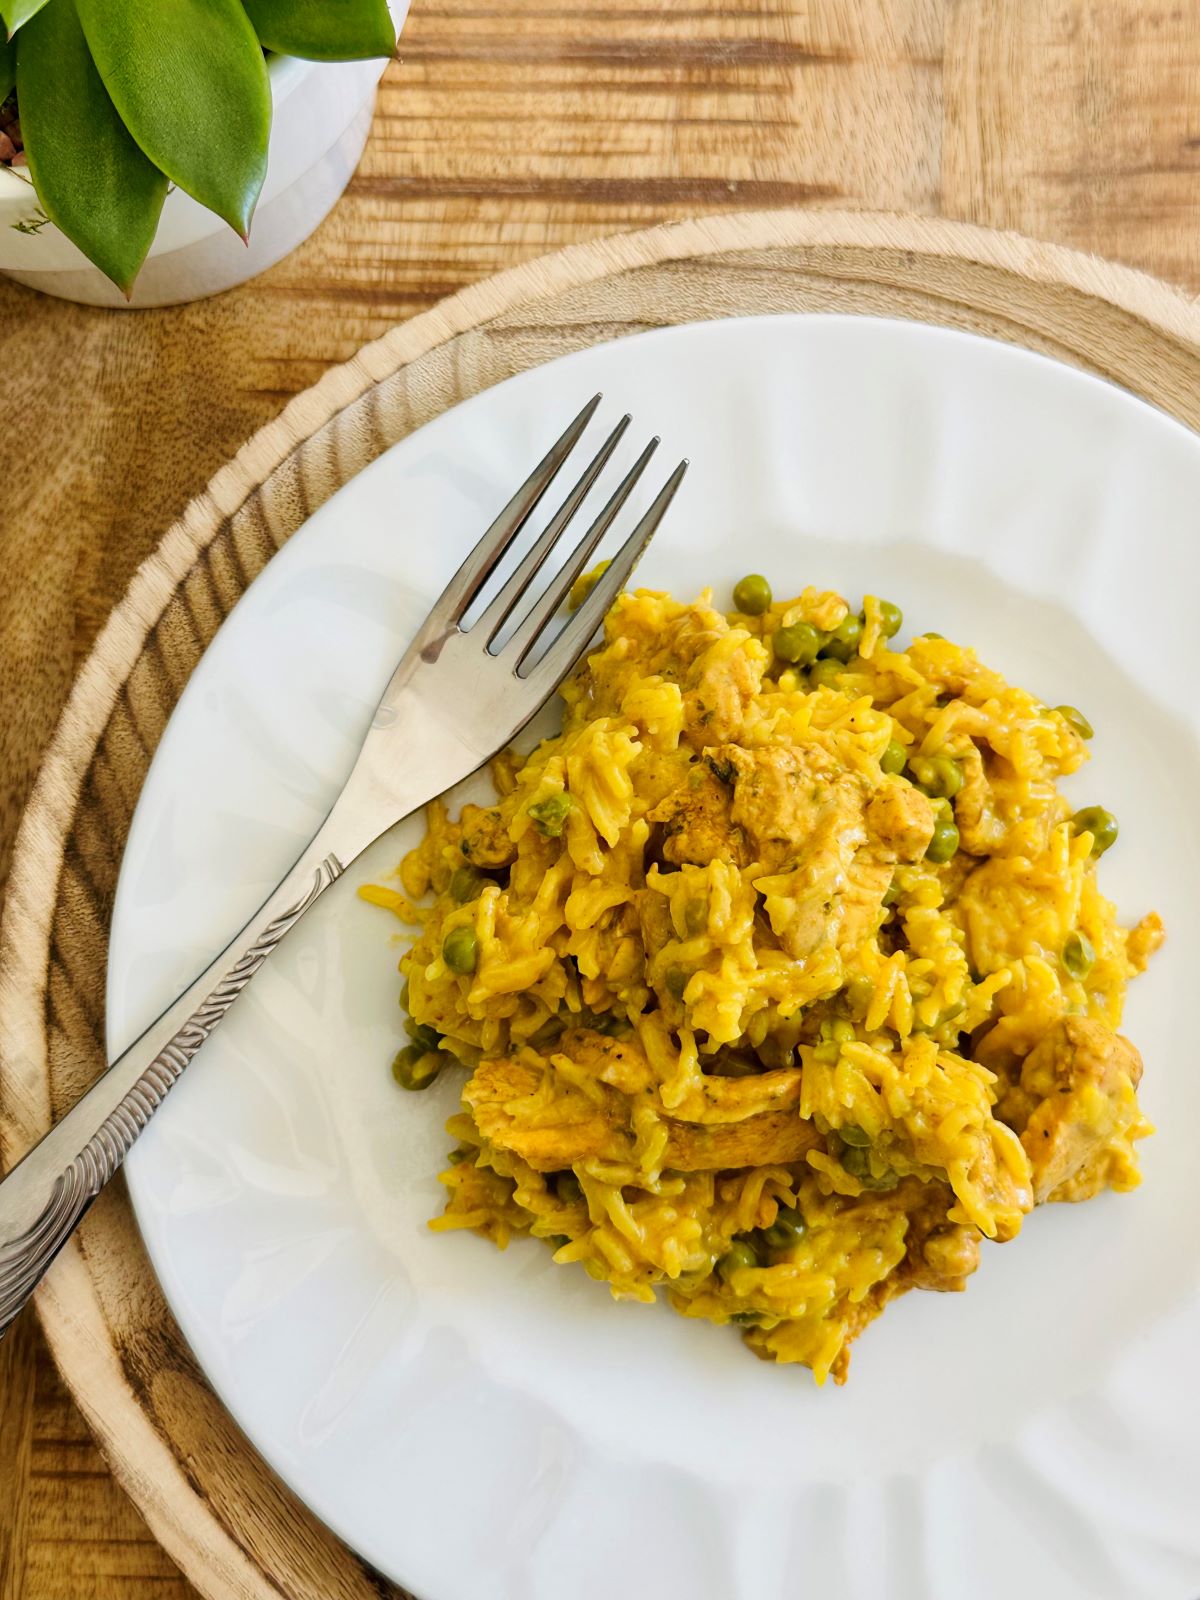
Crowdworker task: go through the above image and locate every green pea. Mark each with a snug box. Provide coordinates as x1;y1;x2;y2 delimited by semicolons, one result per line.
733;574;772;616
729;1310;763;1325
442;924;479;974
447;1146;471;1165
878;599;903;639
932;1001;966;1029
1056;705;1094;740
761;1205;808;1250
404;1018;442;1053
1062;930;1096;980
718;1238;762;1280
881;739;908;775
684;898;708;936
1070;806;1118;858
838;1122;872;1147
555;1171;583;1204
845;974;876;1016
450;864;484;902
809;658;846;691
921;631;944;640
840;1144;898;1190
822;611;864;663
909;755;963;799
925;817;960;863
528;793;572;838
665;965;688;1000
773;619;822;666
392;1045;442;1091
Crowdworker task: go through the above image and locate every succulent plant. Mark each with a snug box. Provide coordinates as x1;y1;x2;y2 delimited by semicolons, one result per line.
0;0;395;293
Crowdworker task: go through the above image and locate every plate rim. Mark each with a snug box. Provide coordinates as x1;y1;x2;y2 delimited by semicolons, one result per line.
116;314;1200;1596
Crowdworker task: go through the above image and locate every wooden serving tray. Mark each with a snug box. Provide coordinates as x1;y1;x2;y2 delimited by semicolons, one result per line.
3;210;1200;1600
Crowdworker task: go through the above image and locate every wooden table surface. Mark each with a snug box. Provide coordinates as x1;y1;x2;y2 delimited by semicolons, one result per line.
2;2;1199;1595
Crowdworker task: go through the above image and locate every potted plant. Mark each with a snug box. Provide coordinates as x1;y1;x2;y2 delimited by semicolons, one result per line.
0;0;407;307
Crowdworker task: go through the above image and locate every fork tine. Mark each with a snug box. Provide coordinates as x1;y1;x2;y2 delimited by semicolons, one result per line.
519;459;688;688
504;436;660;665
418;394;602;636
474;414;631;645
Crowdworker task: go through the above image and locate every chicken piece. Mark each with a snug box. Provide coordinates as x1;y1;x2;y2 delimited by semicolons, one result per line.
652;741;856;877
681;637;764;748
900;1185;981;1292
1017;1017;1144;1203
756;814;888;960
669;1061;805;1124
722;743;846;873
722;745;926;956
1045;1140;1141;1202
558;1030;659;1093
465;1055;629;1168
824;848;894;951
464;1053;818;1172
458;804;517;869
953;742;1008;856
911;1223;981;1290
669;1112;819;1170
690;742;901;959
754;832;854;957
548;1028;805;1124
825;1284;891;1382
849;780;938;945
864;779;935;863
648;764;749;867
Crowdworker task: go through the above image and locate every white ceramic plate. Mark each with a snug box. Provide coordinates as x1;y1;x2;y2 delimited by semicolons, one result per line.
111;316;1200;1600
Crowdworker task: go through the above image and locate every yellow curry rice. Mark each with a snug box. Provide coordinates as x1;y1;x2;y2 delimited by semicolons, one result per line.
362;580;1162;1384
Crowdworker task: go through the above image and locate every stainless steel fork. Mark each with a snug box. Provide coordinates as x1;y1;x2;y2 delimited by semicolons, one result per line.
0;396;686;1337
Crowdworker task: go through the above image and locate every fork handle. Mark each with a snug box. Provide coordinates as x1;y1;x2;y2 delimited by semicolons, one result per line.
0;822;357;1339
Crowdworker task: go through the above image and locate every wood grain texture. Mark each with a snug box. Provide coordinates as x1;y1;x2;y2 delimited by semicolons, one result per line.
3;3;1200;1596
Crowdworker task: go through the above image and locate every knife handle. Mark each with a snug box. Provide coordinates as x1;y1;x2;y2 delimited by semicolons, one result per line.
0;832;350;1338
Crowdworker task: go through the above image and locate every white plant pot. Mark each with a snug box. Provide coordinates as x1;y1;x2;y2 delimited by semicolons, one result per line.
0;2;408;308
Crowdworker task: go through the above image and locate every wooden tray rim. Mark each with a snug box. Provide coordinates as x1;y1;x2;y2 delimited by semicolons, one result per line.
4;206;1200;1598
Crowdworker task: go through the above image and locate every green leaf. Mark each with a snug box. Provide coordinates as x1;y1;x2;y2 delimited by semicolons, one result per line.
75;0;270;238
0;32;14;99
1;0;53;36
16;0;167;293
243;0;395;60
